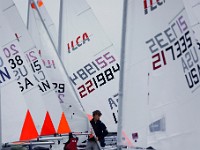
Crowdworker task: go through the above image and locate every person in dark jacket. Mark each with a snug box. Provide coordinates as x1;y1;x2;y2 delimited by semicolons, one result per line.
86;110;108;149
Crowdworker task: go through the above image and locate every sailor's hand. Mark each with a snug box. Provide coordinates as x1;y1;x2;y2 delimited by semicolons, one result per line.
89;134;94;139
89;129;94;135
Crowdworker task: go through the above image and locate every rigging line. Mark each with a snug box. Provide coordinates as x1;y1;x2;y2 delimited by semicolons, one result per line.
192;84;200;93
94;44;113;56
117;0;128;149
1;38;21;48
168;8;185;24
192;2;200;8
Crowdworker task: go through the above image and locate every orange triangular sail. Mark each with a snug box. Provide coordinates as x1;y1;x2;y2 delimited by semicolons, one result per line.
57;112;71;134
20;110;38;141
40;111;56;136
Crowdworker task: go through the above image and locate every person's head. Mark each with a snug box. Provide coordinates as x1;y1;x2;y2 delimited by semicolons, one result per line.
69;132;73;139
92;110;102;121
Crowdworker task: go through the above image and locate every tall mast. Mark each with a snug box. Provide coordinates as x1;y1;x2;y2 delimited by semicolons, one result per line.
117;0;128;149
58;0;63;57
27;0;31;29
0;84;2;149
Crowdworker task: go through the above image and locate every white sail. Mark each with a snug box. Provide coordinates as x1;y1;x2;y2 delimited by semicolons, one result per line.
0;4;48;137
27;0;89;133
0;69;1;147
117;0;150;148
0;52;37;144
183;0;200;21
183;0;200;42
59;0;120;132
27;0;58;51
0;11;38;143
0;0;68;135
118;0;200;149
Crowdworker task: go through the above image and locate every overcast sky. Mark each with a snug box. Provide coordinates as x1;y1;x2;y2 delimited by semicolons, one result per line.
13;0;123;53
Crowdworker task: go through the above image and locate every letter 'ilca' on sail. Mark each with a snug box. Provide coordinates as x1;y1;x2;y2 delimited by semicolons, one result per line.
58;0;120;132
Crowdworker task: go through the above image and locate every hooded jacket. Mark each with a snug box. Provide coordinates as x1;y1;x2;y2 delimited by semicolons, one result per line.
89;119;108;147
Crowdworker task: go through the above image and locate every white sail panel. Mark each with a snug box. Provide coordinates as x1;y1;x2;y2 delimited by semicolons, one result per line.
0;11;38;143
0;60;33;143
184;0;200;21
28;0;58;50
0;8;48;137
118;0;150;147
59;0;120;132
119;0;200;149
183;0;200;41
1;0;65;135
0;53;29;143
27;0;89;133
147;4;200;150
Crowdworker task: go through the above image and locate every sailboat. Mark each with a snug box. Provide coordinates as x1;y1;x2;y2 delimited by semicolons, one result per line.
58;0;120;133
0;0;71;138
118;0;200;149
0;10;38;146
27;0;90;135
0;9;54;141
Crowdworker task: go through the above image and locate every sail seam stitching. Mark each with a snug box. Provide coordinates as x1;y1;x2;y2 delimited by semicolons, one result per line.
94;44;113;56
168;8;185;24
2;4;15;12
77;7;91;16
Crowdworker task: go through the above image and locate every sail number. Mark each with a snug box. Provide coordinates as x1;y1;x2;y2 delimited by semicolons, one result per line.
77;63;119;98
53;82;65;103
26;50;52;93
146;14;191;70
2;43;35;92
152;31;192;70
69;51;119;98
70;52;116;85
